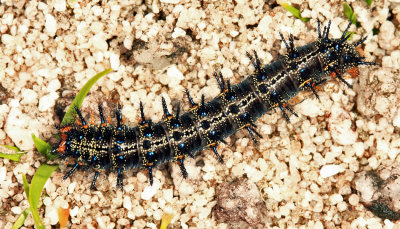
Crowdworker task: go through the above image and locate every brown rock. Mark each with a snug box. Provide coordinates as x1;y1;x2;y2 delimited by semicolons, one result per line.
214;178;269;228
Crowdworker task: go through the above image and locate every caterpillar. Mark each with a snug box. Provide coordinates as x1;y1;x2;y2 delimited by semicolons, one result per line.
53;20;375;190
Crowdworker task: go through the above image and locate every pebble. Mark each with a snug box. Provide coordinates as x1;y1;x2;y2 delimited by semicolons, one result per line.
296;98;324;118
21;89;38;105
172;27;186;38
53;0;66;11
123;196;132;211
68;182;76;194
4;107;35;150
45;14;57;37
45;206;59;225
141;180;161;200
0;167;6;182
69;206;79;217
328;105;357;145
384;219;394;229
1;34;14;45
96;216;107;229
11;206;22;215
38;92;58;112
378;21;397;51
349;194;359;206
110;53;120;70
163;189;173;202
393;107;400;127
229;30;239;37
330;193;343;205
320;164;341;178
161;65;184;87
48;79;61;92
198;47;217;61
91;34;108;51
135;205;145;217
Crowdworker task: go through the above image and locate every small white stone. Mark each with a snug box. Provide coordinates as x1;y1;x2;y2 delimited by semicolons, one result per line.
91;34;108;51
296;98;324;118
258;15;272;36
45;14;57;36
368;156;379;169
5;107;36;150
38;94;57;111
0;25;7;33
135;205;145;217
92;5;103;16
320;164;340;178
172;27;186;38
110;53;120;70
314;221;324;229
11;206;22;215
229;30;239;37
330;193;343;205
2;13;13;25
69;206;79;217
376;139;389;152
375;96;390;115
48;79;61;92
123;196;132;211
198;47;216;61
393;108;400;127
0;167;6;182
349;194;359;206
328;105;357;145
53;0;66;11
384;219;394;229
17;24;28;36
68;182;76;194
388;148;399;160
197;21;206;30
45;206;59;225
21;89;38;105
43;197;52;206
245;165;263;182
1;34;14;45
141;180;160;200
163;189;173;202
97;216;106;228
337;201;347;212
161;65;184;87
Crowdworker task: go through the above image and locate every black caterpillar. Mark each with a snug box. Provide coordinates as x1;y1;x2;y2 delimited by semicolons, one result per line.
53;20;375;190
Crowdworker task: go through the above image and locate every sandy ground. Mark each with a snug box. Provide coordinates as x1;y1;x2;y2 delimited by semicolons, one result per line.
1;0;400;228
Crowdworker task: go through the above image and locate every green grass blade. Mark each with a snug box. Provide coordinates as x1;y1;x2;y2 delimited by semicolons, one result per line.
22;174;45;229
22;174;30;198
1;144;21;152
60;68;113;126
32;133;58;160
22;164;58;229
0;144;25;162
29;164;59;209
11;208;30;229
343;2;357;26
0;152;25;162
365;0;373;6
278;0;310;22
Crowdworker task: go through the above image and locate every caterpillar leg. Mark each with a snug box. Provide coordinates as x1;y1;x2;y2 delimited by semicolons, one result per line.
90;171;99;190
117;169;124;191
63;163;79;180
